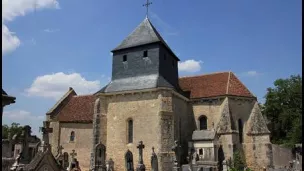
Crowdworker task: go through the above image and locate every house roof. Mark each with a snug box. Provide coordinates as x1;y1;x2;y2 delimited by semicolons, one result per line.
57;95;95;123
192;130;216;141
112;17;179;61
2;88;16;103
179;72;255;99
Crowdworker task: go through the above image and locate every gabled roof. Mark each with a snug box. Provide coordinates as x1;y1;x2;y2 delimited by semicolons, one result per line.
57;95;95;123
112;17;179;61
46;87;76;115
179;72;255;99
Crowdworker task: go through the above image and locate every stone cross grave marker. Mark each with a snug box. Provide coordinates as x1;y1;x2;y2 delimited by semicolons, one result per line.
136;141;146;171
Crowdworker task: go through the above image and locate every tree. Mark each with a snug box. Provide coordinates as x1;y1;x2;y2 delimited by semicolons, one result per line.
262;75;302;147
2;122;23;139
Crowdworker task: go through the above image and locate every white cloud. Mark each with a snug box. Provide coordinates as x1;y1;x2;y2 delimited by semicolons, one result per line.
2;0;59;55
3;110;44;121
239;71;263;77
178;59;203;73
25;72;102;100
43;28;60;33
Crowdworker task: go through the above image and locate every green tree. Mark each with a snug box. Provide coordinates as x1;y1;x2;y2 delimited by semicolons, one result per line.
262;75;302;147
2;122;23;139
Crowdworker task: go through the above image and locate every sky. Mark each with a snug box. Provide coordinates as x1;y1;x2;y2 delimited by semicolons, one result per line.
2;0;302;138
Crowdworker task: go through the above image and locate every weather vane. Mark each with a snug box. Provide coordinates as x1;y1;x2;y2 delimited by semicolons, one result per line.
143;0;152;18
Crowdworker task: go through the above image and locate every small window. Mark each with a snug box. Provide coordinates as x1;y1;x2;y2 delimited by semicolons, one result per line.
128;119;133;143
143;50;148;57
123;55;127;62
199;149;203;155
199;115;207;130
164;54;166;60
70;131;75;142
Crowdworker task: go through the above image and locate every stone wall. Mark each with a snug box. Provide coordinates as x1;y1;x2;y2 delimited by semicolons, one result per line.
271;144;294;168
105;91;162;171
2;158;15;171
59;122;93;171
243;135;273;170
192;98;223;131
49;121;61;155
172;94;195;164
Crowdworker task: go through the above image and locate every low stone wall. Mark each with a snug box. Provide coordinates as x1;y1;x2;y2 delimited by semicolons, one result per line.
2;158;15;171
271;144;293;168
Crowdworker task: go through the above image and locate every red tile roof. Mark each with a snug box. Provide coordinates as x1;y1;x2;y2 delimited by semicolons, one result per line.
179;72;255;99
57;95;95;122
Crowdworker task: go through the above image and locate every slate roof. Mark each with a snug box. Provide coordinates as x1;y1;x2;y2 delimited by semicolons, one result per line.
57;95;95;123
112;17;179;61
96;74;175;94
192;130;216;141
179;72;255;99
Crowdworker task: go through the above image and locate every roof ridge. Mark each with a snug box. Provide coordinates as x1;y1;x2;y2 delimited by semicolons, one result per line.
46;88;76;114
73;94;94;98
226;71;231;94
229;72;256;97
179;71;231;79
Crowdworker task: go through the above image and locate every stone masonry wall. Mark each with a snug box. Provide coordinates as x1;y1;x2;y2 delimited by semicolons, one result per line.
172;94;195;165
105;91;162;171
49;121;60;155
59;122;93;171
271;144;293;168
192;98;223;131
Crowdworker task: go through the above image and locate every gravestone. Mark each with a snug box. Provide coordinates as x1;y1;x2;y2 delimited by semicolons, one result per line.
106;158;114;171
125;150;134;171
151;147;158;171
172;140;181;171
136;141;146;171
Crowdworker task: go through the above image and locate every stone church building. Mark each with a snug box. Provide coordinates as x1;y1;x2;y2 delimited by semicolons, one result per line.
45;17;272;171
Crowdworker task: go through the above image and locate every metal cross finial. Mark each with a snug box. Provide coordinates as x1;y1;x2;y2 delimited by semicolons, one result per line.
143;0;152;18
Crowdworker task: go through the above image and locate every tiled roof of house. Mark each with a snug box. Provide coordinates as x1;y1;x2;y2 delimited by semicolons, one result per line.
179;72;255;99
57;95;95;123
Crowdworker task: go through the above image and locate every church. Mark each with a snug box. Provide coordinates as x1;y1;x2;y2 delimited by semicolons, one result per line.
44;14;272;171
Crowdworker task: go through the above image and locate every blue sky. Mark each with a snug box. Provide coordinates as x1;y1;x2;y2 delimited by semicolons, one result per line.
2;0;302;138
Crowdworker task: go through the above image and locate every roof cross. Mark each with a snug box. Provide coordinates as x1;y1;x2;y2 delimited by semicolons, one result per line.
143;0;152;18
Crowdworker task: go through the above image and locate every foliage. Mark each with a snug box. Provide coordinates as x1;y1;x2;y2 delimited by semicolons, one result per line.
262;75;302;147
2;122;23;139
227;150;248;171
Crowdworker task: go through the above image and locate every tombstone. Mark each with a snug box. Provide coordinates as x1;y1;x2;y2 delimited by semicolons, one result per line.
68;150;77;171
63;152;69;169
151;147;158;171
136;141;146;171
106;158;114;171
172;140;181;171
222;160;227;171
125;150;134;171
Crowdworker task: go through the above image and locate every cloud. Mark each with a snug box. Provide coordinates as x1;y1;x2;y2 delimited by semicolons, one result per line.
25;72;103;100
3;110;44;121
43;28;60;33
2;0;59;55
239;71;263;77
178;60;203;73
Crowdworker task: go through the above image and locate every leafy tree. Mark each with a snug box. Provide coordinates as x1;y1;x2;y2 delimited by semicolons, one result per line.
262;75;302;147
2;122;23;139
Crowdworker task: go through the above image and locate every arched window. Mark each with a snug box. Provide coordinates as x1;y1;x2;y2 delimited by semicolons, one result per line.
70;131;75;142
127;119;133;143
125;150;134;171
238;119;243;143
199;115;207;130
